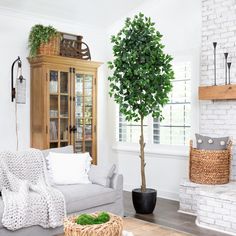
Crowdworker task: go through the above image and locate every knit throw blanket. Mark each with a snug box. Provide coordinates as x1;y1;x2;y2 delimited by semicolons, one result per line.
0;149;65;231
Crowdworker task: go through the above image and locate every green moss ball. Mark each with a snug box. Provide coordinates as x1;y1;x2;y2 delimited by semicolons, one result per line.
97;212;110;223
76;214;95;225
76;212;110;225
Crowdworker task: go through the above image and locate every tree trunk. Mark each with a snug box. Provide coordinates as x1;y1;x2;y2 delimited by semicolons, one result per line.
140;116;146;192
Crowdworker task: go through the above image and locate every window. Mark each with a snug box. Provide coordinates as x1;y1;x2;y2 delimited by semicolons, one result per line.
153;62;191;145
117;61;191;146
118;113;149;143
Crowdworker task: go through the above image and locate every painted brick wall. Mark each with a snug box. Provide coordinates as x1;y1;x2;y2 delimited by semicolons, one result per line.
200;0;236;179
179;179;236;233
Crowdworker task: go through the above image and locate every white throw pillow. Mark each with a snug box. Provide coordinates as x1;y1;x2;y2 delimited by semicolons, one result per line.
47;152;92;185
48;152;92;173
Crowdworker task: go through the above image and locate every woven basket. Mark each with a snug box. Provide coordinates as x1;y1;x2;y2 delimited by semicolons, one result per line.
64;212;123;236
37;34;60;56
189;140;232;185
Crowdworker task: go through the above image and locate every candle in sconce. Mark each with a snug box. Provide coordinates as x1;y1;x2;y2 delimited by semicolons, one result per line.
227;62;232;85
213;42;217;86
224;53;229;85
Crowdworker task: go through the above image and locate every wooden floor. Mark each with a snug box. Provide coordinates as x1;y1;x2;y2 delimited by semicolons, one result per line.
124;191;230;236
124;217;190;236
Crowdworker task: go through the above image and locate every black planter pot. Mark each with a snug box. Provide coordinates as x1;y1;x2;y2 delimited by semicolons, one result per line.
132;188;157;214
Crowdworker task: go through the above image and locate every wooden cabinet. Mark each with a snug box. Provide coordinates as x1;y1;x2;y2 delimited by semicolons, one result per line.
28;55;101;164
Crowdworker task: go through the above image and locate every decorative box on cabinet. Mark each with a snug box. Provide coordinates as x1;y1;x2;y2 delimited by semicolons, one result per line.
28;55;102;164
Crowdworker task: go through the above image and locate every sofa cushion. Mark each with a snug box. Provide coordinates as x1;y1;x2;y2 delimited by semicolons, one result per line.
42;145;74;158
55;184;116;214
0;184;117;229
88;164;116;187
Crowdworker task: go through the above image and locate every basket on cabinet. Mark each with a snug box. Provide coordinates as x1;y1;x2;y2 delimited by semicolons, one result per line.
37;35;60;56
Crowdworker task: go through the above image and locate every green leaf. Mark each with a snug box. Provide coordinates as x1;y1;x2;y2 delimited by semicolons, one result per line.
107;12;174;132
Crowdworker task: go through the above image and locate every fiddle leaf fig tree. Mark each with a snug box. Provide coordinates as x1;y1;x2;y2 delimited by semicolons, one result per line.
108;13;174;192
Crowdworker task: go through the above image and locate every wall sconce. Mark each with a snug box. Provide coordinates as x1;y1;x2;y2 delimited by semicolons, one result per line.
11;56;26;104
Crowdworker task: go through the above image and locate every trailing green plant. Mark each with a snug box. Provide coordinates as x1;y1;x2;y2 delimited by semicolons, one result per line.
108;13;174;192
76;212;110;225
28;24;57;57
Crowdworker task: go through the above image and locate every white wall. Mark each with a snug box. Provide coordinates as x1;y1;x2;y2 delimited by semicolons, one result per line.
0;0;202;201
106;0;202;200
0;8;110;165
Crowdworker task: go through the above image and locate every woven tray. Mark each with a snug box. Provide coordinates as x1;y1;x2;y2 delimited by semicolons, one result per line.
189;140;232;185
60;33;91;60
64;212;123;236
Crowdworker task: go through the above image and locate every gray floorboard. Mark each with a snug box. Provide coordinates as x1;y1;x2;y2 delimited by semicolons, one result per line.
124;191;230;236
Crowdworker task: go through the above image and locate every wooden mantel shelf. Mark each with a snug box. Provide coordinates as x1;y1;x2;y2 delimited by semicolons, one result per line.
199;84;236;100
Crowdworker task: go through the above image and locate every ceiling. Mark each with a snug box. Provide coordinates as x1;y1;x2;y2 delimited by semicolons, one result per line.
0;0;147;28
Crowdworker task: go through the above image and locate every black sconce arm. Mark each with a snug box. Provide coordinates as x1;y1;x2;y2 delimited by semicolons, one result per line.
11;56;22;102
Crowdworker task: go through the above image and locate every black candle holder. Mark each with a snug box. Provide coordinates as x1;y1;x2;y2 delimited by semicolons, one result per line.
213;42;217;85
224;53;229;85
227;62;232;84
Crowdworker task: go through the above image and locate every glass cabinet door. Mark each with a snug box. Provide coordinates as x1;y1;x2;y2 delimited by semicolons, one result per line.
49;69;70;148
74;73;94;157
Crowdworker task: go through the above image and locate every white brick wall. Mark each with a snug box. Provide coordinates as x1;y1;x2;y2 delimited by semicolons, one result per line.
200;0;236;180
197;185;236;234
179;179;201;215
180;179;236;234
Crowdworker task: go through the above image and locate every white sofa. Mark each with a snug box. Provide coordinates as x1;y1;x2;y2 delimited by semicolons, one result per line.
0;146;124;236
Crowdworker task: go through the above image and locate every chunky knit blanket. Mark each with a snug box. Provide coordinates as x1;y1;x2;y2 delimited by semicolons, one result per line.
0;149;65;231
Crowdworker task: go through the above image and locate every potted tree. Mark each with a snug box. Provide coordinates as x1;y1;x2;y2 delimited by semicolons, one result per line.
108;13;174;214
28;24;59;57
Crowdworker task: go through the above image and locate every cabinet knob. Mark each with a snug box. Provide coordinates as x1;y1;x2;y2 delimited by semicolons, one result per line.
69;125;77;133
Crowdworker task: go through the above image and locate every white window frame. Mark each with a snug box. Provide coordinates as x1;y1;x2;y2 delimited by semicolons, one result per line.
112;50;199;157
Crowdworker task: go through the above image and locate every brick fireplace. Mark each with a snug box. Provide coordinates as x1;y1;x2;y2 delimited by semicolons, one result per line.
200;0;236;180
179;1;236;234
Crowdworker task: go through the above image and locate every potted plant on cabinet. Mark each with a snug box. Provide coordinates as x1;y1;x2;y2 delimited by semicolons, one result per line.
108;13;174;214
28;24;59;57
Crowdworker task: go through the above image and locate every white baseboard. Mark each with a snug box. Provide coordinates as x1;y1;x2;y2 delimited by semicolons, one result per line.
177;210;197;216
196;219;236;236
124;184;179;201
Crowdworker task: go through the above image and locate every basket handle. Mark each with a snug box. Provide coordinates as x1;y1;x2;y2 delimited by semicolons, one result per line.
189;140;193;149
227;140;233;150
189;140;193;181
227;140;233;180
